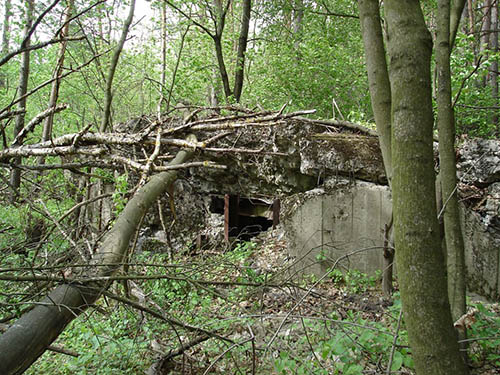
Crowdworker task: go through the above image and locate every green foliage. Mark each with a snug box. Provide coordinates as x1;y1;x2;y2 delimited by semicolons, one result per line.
25;306;150;375
245;1;370;119
468;302;500;367
273;296;413;375
451;32;500;137
112;172;129;216
330;269;380;293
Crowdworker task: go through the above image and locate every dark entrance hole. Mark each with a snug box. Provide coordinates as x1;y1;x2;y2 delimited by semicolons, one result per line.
209;195;279;241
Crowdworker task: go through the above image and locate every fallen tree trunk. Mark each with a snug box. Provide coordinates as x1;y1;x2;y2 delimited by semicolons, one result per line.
0;136;196;375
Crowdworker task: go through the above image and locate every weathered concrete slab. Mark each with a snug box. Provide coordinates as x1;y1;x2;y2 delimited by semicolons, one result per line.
461;182;500;300
282;178;392;276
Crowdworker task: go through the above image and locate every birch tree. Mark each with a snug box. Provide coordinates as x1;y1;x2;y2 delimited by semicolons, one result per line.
9;0;35;202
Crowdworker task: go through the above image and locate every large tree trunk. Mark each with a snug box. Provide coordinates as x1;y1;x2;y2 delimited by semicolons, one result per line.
9;0;34;202
233;0;251;102
100;0;136;132
385;1;469;374
0;140;196;375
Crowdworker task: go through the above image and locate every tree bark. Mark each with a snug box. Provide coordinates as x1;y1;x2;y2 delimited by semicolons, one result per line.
100;0;136;132
213;35;232;99
385;1;469;374
467;0;475;35
437;0;467;324
0;138;196;375
358;0;394;295
233;0;251;102
9;0;34;202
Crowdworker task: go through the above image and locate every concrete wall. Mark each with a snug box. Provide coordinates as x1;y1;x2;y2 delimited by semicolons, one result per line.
283;179;392;277
461;183;500;300
283;178;500;300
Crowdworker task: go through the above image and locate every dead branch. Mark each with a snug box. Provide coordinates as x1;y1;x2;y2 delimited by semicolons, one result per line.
0;110;26;122
0;136;199;374
147;334;210;375
11;104;68;146
294;116;378;136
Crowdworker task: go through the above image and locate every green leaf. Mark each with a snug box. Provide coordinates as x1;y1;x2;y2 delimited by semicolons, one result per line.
345;364;363;375
391;351;404;371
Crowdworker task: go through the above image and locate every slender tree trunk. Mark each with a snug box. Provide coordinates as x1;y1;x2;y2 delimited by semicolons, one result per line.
233;0;251;102
450;0;467;48
490;2;498;127
479;0;492;78
9;0;34;203
1;0;11;54
467;0;475;35
357;0;392;186
358;0;394;296
41;0;73;144
213;35;232;99
166;25;190;112
385;1;469;374
293;0;304;36
158;0;167;113
0;0;12;88
100;0;136;132
0;139;196;375
437;0;467;325
213;0;232;100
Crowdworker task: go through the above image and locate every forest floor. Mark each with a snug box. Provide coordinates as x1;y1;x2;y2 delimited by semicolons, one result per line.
153;227;499;375
24;226;499;375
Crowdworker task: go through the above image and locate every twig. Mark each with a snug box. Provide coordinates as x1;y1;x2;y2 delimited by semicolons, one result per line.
452;55;483;108
38;200;88;262
138;128;162;186
202;336;254;375
57;193;113;223
11;105;68;146
386;309;404;374
265;246;387;351
294;116;378;136
103;291;233;343
156;334;210;363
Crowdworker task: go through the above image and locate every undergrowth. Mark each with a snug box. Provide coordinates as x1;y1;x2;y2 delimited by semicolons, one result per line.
3;239;497;375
